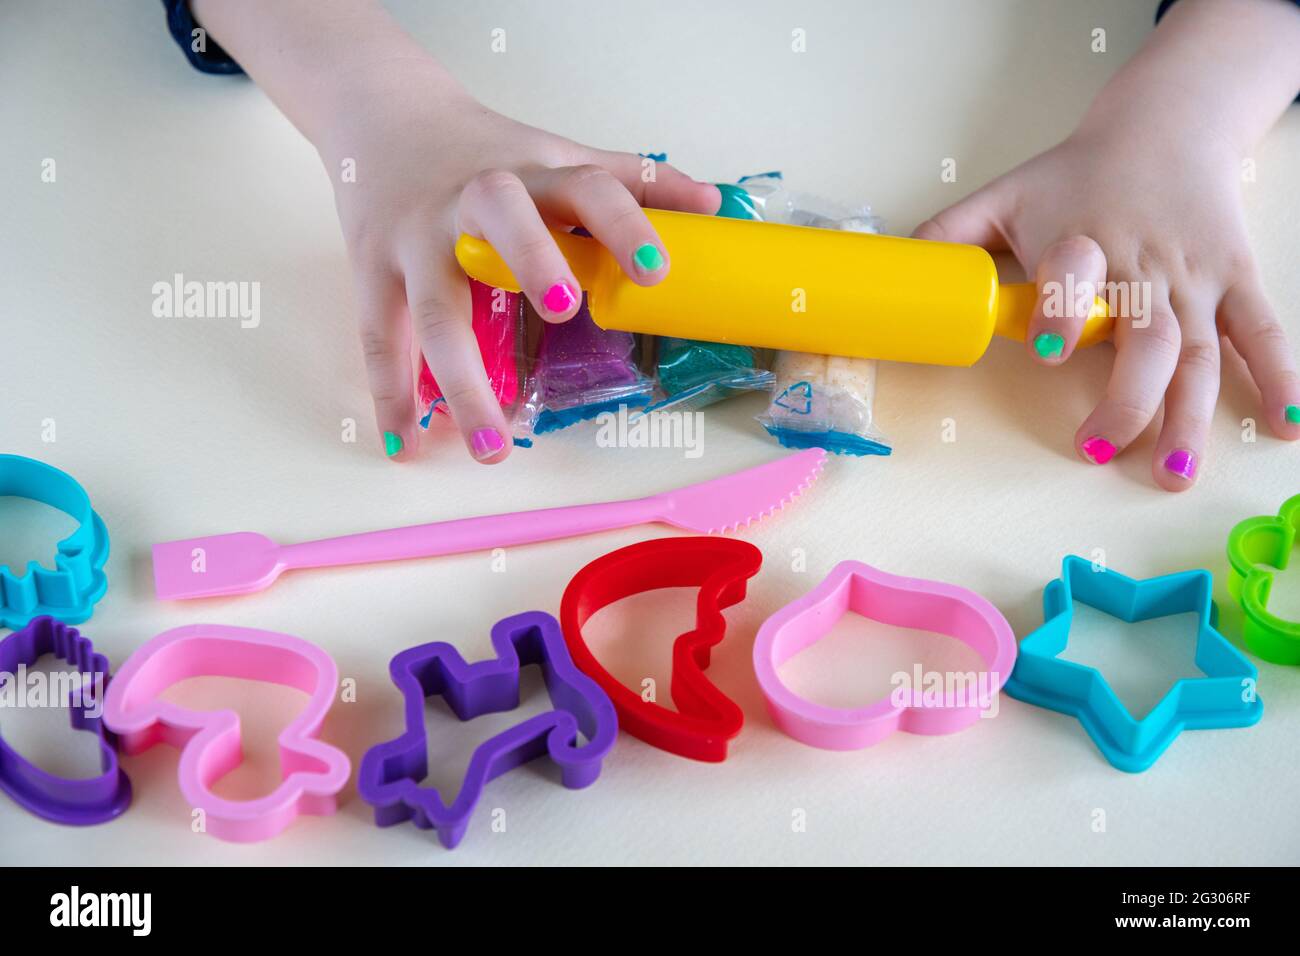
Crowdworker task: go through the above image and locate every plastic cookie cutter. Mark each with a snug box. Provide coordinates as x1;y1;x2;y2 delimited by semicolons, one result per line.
0;616;131;825
0;455;109;629
357;611;616;850
1227;493;1300;665
102;625;351;842
752;561;1016;750
1005;556;1263;773
559;536;762;762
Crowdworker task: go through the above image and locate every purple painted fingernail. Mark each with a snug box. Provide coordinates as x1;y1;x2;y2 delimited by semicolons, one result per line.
471;428;504;460
1163;448;1197;480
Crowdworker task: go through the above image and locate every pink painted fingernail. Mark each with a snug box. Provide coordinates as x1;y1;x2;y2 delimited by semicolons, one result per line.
471;427;504;460
542;281;577;315
1163;448;1197;480
1081;436;1116;464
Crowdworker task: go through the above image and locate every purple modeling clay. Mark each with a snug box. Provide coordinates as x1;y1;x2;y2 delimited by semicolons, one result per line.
537;293;640;401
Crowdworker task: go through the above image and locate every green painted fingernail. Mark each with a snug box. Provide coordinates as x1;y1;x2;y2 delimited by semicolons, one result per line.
384;431;403;457
1034;332;1065;359
633;243;664;272
1286;405;1300;424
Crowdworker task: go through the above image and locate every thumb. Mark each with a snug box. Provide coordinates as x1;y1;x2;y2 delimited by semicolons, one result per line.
912;182;1012;251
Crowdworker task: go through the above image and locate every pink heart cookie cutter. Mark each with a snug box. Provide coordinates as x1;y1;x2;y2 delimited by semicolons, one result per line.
103;624;351;842
753;561;1017;750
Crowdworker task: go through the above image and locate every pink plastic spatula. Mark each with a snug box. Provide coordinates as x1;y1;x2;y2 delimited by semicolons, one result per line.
152;448;826;600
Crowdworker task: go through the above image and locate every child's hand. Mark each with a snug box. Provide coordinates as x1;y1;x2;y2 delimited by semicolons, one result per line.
915;0;1300;490
318;81;719;462
189;0;718;463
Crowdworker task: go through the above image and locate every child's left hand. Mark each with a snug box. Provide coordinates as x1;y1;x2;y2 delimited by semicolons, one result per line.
914;0;1300;491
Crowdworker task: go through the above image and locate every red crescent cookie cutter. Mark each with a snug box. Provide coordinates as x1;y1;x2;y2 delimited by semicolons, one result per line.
560;537;761;762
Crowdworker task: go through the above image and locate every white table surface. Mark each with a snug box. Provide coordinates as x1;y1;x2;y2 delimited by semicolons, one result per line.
2;0;1298;866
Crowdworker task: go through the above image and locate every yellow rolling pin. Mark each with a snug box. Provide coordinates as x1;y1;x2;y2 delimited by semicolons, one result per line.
455;209;1111;367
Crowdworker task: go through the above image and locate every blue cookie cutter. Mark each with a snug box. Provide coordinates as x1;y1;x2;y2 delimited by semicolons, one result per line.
1005;556;1262;773
0;455;109;628
0;616;131;824
358;610;617;849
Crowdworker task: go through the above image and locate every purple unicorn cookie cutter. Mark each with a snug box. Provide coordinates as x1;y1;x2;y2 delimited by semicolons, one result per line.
358;610;617;849
0;616;131;825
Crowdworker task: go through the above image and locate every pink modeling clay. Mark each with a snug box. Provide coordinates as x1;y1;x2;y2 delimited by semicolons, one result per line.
419;278;522;425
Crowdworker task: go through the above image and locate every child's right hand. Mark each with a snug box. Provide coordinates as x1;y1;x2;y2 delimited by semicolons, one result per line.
316;74;720;463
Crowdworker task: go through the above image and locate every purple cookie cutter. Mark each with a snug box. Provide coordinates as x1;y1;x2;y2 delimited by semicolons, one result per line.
358;610;617;849
0;616;131;825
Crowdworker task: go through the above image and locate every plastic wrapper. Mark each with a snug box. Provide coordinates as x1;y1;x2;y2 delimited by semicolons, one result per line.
418;278;524;428
640;179;774;415
744;172;892;457
514;292;652;436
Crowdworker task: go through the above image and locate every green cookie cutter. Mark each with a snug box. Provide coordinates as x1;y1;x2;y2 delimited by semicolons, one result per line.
1227;493;1300;664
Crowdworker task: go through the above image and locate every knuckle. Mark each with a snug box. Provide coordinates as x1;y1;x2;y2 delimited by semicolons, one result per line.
1050;234;1104;264
914;218;946;242
1102;395;1156;432
439;379;485;411
359;324;398;362
1178;340;1220;377
564;163;615;192
607;203;647;232
1251;317;1290;351
408;297;459;341
1134;311;1182;358
511;233;558;272
464;168;525;203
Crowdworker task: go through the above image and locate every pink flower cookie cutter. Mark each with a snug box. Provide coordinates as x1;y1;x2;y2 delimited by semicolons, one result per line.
752;561;1017;750
102;625;351;842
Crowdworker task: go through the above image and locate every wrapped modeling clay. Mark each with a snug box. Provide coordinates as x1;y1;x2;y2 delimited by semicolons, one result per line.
516;292;652;435
640;181;773;415
744;173;892;456
759;351;890;455
418;278;524;428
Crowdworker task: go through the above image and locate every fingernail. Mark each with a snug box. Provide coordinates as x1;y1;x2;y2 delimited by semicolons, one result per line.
1285;404;1300;424
1034;332;1065;359
542;281;577;315
471;427;504;460
1081;435;1116;464
383;431;403;458
1163;448;1197;480
633;243;664;273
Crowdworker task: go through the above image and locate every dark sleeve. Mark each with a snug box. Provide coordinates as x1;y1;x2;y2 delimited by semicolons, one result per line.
1157;0;1300;24
161;0;244;75
1155;0;1299;102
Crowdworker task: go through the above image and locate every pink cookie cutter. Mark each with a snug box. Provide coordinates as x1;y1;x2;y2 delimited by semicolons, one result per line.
103;625;351;842
753;561;1017;750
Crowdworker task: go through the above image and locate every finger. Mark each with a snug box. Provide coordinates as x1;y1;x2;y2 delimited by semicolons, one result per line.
354;266;418;461
1221;277;1300;440
520;164;671;286
1152;290;1220;491
1025;235;1107;365
402;251;510;464
458;169;581;323
910;182;1012;251
1074;287;1180;465
590;152;722;215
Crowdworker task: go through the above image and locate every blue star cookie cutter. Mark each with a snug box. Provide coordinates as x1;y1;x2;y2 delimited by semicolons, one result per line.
1005;556;1262;773
0;455;109;629
358;610;617;849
